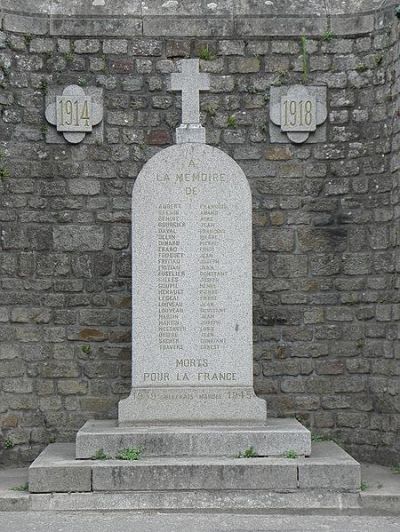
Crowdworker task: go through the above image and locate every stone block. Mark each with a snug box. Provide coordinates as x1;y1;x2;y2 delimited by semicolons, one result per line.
28;490;361;512
0;360;25;378
258;229;295;252
235;16;326;37
218;40;245;56
131;39;163;56
4;14;48;35
30;38;55;53
342;253;371;275
29;444;92;493
103;40;128;54
50;17;142;37
331;15;374;36
270;255;308;278
143;17;233;37
109;226;130;250
0;491;30;512
0;308;8;322
270;85;327;144
136;59;153;74
298;442;361;491
92;457;298;492
74;39;101;54
76;418;311;459
79;309;119;326
69;180;101;196
228;57;260;73
53;226;104;251
166;40;191;58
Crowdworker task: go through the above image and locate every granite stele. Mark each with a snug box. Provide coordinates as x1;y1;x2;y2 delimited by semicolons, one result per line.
118;140;267;424
28;60;361;510
117;59;266;424
119;62;266;425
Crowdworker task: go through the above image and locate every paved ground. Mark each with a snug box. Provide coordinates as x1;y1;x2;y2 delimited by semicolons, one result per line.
0;511;400;532
0;467;27;491
361;462;400;494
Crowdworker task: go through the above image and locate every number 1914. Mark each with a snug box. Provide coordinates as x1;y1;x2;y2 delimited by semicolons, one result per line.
57;98;91;131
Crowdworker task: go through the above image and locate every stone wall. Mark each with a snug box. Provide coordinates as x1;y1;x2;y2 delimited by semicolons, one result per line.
0;0;399;466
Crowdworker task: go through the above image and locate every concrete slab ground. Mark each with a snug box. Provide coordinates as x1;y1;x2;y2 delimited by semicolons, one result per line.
0;511;400;532
0;467;29;511
360;463;400;513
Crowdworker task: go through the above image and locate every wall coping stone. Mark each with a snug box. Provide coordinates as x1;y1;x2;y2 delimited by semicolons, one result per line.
0;0;397;37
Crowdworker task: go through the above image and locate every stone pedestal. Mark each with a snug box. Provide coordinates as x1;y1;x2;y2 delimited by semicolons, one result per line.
28;437;362;512
76;418;311;459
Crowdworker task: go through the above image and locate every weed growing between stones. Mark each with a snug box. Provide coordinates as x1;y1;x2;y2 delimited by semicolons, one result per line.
356;63;368;73
81;345;91;355
284;450;298;459
198;45;215;61
322;29;334;42
116;448;142;460
238;446;257;458
391;464;400;474
91;449;110;460
64;51;74;63
11;483;29;492
39;79;48;94
227;115;237;128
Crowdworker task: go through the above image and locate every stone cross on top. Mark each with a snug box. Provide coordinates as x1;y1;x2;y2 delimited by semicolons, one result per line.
170;59;210;144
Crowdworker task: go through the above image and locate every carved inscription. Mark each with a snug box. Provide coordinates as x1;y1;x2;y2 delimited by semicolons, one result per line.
199;203;227;353
281;96;316;132
158;203;185;353
131;388;253;402
45;85;103;144
270;85;327;144
56;95;92;132
148;181;233;384
141;161;236;385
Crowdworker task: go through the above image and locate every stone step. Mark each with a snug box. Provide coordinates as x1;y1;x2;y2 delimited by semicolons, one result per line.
76;417;311;459
29;490;362;512
29;441;360;495
29;444;91;494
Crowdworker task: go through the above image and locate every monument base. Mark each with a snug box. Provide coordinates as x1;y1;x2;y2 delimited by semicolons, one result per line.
75;418;311;459
118;386;266;426
175;123;206;143
29;440;361;505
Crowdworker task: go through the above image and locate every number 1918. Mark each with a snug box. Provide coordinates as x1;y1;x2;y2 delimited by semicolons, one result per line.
283;99;313;128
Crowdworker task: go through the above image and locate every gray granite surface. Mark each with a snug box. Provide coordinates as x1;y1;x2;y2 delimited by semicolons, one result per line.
119;142;266;424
